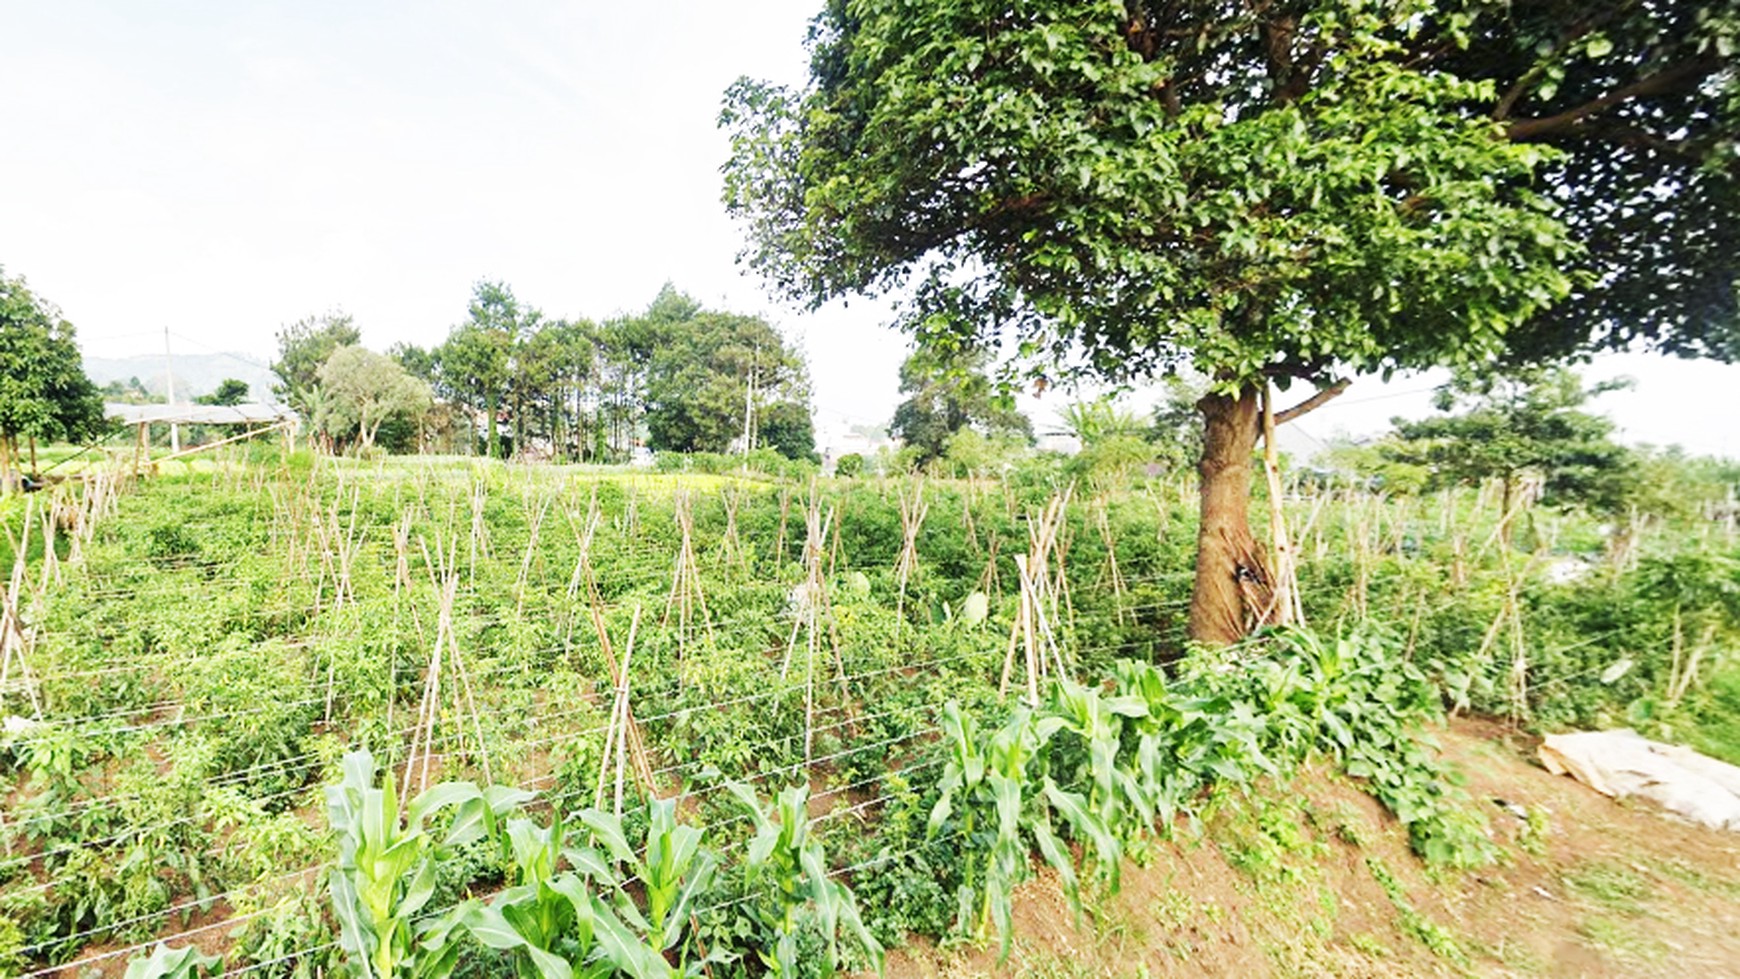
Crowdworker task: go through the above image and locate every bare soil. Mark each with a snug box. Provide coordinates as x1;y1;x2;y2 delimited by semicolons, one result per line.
885;717;1740;977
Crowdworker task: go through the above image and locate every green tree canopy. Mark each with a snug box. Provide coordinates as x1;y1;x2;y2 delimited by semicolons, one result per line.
1387;366;1637;517
196;378;251;406
315;345;433;452
636;289;814;458
0;269;105;488
759;399;817;461
889;347;1033;465
721;0;1737;643
1440;1;1740;362
272;311;360;415
433;282;521;458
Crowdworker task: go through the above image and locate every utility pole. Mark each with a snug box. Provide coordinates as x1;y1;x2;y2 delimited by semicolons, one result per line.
740;345;758;457
164;327;180;453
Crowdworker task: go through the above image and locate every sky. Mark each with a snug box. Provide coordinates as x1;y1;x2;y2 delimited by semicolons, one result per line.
2;1;1737;459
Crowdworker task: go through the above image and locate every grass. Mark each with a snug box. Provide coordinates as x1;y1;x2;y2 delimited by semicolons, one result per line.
1647;856;1740;899
1687;668;1740;767
1578;915;1669;966
1365;856;1470;966
1563;862;1651;914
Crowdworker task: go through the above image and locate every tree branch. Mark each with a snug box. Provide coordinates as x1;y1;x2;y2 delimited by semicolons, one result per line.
1275;378;1351;425
1505;55;1720;141
1492;9;1616;122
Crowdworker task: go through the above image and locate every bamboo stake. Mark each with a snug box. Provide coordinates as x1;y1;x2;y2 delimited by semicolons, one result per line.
893;481;929;639
716;487;749;574
1258;384;1295;629
598;606;643;817
1093;498;1129;626
661;491;717;665
774;488;792;568
514;491;552;619
0;504;44;718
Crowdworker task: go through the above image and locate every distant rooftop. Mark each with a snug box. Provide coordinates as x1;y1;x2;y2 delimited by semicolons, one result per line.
105;403;298;426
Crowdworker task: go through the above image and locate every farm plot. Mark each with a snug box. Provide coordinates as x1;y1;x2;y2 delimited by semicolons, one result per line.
0;455;1732;976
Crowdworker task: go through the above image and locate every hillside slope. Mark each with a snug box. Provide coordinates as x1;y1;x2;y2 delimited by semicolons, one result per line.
888;718;1740;977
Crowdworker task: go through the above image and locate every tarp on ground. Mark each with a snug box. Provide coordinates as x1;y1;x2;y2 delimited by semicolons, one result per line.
1539;729;1740;831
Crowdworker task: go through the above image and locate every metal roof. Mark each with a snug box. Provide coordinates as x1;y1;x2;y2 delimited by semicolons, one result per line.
105;402;299;425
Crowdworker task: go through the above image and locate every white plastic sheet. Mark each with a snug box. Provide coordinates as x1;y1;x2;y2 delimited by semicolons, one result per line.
1539;729;1740;831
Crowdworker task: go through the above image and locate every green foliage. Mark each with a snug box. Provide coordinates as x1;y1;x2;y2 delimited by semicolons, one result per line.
123;942;222;979
920;624;1493;956
272;312;361;417
938;428;1027;480
451;807;671;979
1388;367;1636;513
194;378;251;407
1270;630;1497;867
728;782;883;977
315;346;432;452
433;282;521;458
1436;1;1740;362
638;288;813;458
1058;397;1147;448
324;749;530;978
11;452;1736;973
722;1;1582;393
832;452;864;478
0;267;106;483
888;347;1032;465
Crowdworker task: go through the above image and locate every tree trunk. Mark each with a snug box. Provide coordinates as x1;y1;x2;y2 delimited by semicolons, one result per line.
1188;388;1265;646
486;391;500;459
1499;474;1516;546
513;387;524;459
0;435;15;494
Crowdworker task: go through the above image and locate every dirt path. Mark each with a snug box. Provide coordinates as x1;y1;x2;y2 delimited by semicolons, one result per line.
886;718;1740;977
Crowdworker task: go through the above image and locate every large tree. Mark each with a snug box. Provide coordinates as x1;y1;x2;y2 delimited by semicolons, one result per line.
1388;367;1637;523
196;378;251;406
434;282;520;458
638;289;814;457
890;346;1033;464
0;269;105;490
315;345;433;452
272;312;360;417
722;0;1738;644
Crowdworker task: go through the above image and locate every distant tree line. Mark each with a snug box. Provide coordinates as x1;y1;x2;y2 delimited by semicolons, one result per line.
273;282;815;462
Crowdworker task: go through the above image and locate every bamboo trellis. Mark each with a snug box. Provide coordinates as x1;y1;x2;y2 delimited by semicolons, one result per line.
662;491;717;662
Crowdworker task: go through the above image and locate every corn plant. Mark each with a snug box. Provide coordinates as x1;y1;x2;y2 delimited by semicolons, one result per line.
926;702;1091;959
727;781;882;977
122;942;220;979
575;798;717;957
1043;679;1151;874
325;749;530;979
454;813;669;979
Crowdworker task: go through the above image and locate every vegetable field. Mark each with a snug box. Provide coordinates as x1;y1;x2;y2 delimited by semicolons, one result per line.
0;452;1735;976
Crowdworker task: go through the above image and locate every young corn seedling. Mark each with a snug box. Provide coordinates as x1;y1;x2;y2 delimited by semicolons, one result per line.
727;781;882;978
455;812;670;979
122;943;220;979
575;797;718;958
927;700;1103;960
324;748;530;979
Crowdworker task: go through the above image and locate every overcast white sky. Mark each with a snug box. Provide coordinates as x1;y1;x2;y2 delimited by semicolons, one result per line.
2;1;1736;458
